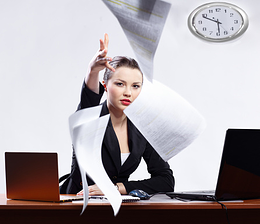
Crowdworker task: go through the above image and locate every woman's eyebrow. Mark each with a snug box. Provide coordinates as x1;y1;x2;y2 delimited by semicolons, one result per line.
115;79;126;83
114;79;142;84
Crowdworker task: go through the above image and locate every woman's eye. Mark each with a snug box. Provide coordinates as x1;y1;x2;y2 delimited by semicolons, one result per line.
116;82;123;86
133;85;140;89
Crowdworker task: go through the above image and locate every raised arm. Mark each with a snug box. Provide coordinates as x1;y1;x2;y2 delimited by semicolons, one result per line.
85;33;115;94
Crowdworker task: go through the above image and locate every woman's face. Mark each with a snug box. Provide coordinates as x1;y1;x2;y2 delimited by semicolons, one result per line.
106;66;143;113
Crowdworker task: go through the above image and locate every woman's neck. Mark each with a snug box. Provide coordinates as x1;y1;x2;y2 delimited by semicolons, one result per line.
108;105;127;128
109;110;127;128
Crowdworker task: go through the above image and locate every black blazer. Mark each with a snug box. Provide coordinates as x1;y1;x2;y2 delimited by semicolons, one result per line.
60;82;174;195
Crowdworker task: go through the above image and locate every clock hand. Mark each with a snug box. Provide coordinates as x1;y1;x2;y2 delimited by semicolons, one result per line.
202;15;222;24
217;19;220;34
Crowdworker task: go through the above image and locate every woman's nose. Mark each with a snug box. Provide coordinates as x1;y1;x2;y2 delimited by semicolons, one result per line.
123;88;131;97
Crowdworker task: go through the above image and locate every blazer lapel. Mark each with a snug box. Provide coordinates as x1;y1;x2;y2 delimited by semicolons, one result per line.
100;101;121;172
120;119;146;170
100;101;146;172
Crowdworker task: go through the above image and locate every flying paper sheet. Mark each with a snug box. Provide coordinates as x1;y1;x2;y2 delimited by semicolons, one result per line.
69;107;122;216
102;0;171;81
69;106;101;214
69;105;102;143
124;79;207;161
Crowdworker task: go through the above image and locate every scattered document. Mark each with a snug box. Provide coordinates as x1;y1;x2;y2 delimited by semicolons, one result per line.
69;106;103;213
124;79;207;161
69;105;102;144
102;0;171;81
90;195;140;202
69;107;122;216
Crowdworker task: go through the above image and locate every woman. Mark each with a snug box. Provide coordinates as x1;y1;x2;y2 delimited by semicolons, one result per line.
60;34;174;196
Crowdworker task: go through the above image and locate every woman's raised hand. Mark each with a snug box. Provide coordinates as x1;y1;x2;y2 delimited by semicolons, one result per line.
85;33;115;93
89;33;115;74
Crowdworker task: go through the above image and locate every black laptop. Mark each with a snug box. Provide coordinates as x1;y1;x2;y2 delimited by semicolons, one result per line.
166;129;260;201
5;152;83;202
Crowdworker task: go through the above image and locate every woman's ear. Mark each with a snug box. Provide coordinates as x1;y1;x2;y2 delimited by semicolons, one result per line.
102;81;107;92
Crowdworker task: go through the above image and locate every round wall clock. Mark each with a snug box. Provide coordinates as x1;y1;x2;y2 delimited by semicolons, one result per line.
187;2;249;42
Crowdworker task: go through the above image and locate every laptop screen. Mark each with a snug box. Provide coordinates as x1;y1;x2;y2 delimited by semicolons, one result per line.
5;152;60;202
215;129;260;200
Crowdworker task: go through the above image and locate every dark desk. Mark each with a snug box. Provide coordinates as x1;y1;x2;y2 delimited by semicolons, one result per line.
1;194;260;224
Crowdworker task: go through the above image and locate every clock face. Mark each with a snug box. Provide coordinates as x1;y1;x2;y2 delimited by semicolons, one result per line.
188;2;249;42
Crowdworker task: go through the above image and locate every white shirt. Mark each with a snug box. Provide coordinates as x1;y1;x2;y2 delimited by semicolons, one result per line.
121;152;130;165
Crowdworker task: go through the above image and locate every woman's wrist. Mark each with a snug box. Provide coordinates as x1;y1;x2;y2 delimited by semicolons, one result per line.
115;182;127;195
85;70;100;94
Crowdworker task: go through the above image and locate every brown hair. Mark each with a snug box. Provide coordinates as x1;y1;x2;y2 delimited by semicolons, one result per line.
103;56;143;84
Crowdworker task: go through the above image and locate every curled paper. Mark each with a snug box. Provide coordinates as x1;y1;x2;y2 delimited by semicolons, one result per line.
124;79;207;161
69;108;122;216
102;0;171;81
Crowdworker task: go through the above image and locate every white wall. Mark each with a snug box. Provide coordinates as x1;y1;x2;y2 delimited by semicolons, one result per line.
1;0;260;194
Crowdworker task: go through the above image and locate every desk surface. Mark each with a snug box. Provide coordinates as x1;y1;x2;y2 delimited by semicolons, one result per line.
1;193;260;209
1;194;260;224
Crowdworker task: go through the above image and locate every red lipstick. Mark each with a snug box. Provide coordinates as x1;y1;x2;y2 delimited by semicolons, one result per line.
121;99;131;106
